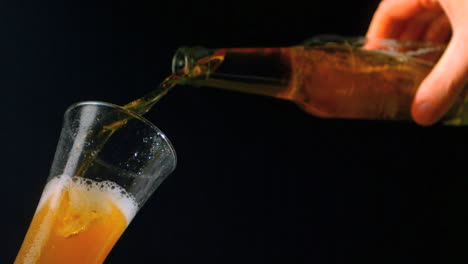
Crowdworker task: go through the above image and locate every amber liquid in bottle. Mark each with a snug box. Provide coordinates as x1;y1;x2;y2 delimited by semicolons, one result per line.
171;37;468;125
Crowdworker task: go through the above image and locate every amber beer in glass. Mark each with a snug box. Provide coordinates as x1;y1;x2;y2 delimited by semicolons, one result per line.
15;101;176;264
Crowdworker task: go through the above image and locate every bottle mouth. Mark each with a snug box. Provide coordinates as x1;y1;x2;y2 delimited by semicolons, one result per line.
171;47;190;75
171;46;216;77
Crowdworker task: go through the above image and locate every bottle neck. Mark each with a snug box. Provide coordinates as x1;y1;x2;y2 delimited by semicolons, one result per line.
172;46;292;98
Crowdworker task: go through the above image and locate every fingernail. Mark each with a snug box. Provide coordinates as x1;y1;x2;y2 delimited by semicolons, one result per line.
415;102;437;126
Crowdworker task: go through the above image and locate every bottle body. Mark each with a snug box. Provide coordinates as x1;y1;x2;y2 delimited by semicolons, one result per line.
286;44;429;120
172;36;468;125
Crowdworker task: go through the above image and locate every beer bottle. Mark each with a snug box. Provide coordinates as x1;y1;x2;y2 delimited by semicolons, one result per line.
171;35;467;125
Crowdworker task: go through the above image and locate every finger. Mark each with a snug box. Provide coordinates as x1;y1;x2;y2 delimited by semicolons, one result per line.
367;18;406;40
422;14;451;43
398;10;443;40
412;33;468;125
367;0;442;39
437;0;468;30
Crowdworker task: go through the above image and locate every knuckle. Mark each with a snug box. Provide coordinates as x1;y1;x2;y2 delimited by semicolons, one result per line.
419;0;439;9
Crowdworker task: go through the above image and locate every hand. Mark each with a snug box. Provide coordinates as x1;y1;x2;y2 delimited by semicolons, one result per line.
367;0;468;125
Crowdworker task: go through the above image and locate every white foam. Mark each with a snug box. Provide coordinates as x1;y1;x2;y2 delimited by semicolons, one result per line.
38;174;139;224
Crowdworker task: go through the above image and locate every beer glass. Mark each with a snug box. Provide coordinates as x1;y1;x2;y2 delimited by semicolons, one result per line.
15;101;177;264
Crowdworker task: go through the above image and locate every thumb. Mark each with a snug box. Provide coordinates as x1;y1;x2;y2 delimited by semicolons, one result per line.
412;33;468;125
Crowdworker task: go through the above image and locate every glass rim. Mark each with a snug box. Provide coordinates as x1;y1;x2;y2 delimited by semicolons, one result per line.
65;100;177;170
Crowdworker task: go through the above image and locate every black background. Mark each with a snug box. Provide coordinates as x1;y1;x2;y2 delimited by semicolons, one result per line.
3;0;468;263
